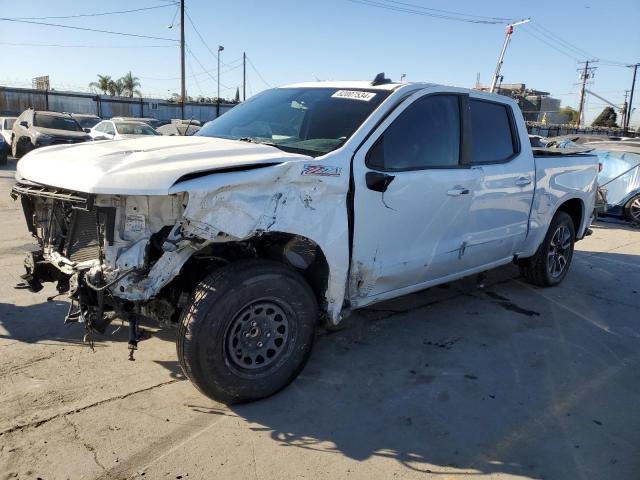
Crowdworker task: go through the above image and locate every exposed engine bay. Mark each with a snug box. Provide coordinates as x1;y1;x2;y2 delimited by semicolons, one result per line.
11;180;328;359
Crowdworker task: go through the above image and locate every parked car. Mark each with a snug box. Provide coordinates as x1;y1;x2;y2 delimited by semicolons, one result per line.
0;116;17;145
171;118;202;126
12;77;599;403
0;135;8;165
157;123;201;136
589;142;640;224
11;109;91;158
71;113;102;130
110;116;161;129
90;120;161;140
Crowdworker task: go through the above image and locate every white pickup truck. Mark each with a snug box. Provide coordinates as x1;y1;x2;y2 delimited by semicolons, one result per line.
12;76;599;403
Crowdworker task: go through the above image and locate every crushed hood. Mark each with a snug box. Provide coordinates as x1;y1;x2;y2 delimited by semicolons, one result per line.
16;136;310;194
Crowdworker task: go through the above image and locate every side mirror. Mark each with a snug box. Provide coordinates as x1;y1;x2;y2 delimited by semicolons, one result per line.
83;128;91;133
366;171;395;193
20;121;28;127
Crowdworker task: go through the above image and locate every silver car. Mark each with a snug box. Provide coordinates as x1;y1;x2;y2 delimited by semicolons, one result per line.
592;141;640;224
90;120;161;140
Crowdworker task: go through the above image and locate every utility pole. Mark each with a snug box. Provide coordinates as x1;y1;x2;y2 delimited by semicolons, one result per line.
490;18;530;93
243;52;246;102
625;63;639;132
180;0;185;120
217;45;224;117
576;60;597;128
621;90;629;130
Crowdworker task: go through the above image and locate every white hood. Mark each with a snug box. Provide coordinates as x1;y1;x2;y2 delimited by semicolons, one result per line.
16;136;309;195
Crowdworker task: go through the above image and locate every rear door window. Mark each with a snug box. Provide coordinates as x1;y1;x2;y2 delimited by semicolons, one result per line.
470;99;517;163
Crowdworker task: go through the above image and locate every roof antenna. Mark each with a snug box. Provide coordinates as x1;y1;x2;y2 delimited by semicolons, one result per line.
371;72;392;86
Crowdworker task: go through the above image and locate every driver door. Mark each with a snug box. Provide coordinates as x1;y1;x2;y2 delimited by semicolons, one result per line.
349;91;481;307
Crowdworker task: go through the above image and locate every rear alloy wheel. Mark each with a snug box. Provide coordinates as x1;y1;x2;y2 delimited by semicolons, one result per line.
177;260;318;404
624;195;640;225
519;211;575;287
547;225;572;279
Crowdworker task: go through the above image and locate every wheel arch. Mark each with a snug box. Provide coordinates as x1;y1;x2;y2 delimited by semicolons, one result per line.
555;197;584;237
176;231;331;314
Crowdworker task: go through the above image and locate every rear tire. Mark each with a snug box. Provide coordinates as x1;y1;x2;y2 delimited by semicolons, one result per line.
519;211;575;287
177;260;318;404
623;194;640;225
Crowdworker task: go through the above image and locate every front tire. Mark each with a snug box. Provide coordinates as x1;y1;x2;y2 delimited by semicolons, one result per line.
623;194;640;225
177;260;318;404
519;211;575;287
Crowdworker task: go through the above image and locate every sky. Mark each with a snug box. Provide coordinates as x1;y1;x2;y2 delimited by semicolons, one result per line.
1;0;639;126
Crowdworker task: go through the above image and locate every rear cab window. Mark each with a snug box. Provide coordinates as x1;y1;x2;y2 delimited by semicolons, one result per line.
469;99;519;163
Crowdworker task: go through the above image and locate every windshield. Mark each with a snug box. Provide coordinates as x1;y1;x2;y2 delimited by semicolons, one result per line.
3;118;15;129
197;87;391;156
33;114;83;132
115;122;160;135
75;117;101;129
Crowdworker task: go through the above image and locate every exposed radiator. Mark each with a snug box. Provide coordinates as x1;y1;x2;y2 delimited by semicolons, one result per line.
67;210;101;263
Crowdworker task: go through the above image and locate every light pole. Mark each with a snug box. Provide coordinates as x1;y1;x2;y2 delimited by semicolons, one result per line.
217;45;224;117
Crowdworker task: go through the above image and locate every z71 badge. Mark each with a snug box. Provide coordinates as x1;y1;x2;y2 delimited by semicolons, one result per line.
301;164;343;177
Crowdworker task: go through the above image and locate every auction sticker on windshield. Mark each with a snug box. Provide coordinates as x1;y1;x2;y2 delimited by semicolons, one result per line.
331;90;377;101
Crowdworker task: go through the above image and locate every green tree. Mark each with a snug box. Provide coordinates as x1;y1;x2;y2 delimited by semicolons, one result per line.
107;79;125;97
234;87;240;103
120;71;142;97
592;107;618;127
89;74;112;95
558;106;579;124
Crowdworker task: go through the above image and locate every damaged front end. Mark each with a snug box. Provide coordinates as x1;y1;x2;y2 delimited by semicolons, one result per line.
11;181;197;356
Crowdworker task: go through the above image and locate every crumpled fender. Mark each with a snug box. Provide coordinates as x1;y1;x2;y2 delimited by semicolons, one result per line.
170;159;350;323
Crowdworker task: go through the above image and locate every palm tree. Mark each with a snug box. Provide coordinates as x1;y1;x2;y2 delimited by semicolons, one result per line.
107;79;125;97
89;74;112;95
120;71;142;97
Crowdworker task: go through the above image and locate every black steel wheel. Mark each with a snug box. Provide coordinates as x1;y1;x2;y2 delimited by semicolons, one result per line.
177;260;317;404
224;299;293;372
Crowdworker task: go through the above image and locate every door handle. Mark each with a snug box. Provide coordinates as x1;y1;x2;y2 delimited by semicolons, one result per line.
515;177;532;186
447;186;470;196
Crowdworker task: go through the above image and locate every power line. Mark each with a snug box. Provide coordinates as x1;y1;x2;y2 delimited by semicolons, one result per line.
519;26;581;61
0;17;179;42
186;46;231;90
139;56;243;81
184;10;235;68
246;56;272;88
528;23;594;59
345;0;514;24
186;56;204;96
0;41;175;49
528;23;631;66
8;3;177;21
382;0;513;22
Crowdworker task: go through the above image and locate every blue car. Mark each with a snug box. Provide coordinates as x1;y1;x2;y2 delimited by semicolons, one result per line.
592;141;640;224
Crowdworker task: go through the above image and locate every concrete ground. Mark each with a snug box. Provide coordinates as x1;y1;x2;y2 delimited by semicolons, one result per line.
0;157;639;480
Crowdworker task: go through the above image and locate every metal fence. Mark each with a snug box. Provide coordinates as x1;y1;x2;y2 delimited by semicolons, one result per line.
0;86;236;123
527;122;638;138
